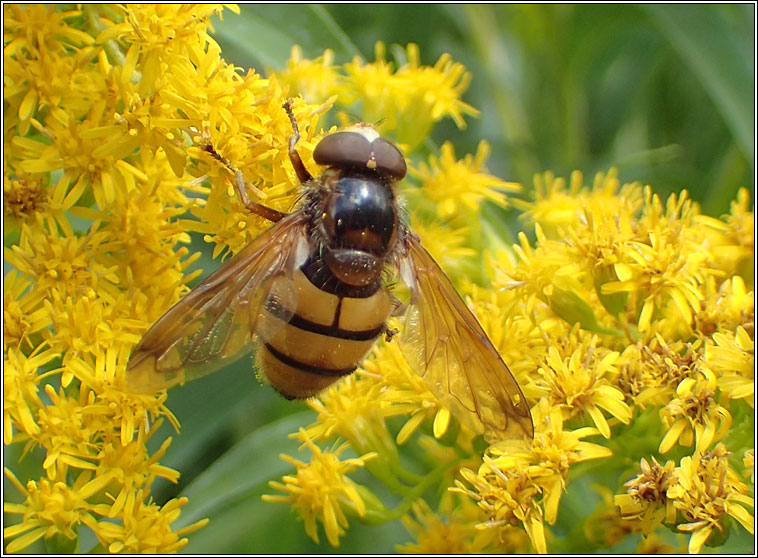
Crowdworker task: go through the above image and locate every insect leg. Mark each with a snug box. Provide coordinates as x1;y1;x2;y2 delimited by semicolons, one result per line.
282;100;314;184
202;143;287;223
383;325;399;343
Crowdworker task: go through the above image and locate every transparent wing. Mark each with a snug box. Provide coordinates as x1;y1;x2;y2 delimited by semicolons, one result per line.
126;211;309;394
395;231;534;441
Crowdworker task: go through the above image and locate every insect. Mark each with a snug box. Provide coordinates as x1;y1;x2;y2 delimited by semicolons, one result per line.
126;101;533;441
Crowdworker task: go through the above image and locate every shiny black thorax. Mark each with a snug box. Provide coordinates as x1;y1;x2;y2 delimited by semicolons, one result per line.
303;166;399;296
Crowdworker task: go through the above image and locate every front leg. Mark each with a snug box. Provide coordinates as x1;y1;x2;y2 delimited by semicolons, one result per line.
282;99;314;185
202;143;287;223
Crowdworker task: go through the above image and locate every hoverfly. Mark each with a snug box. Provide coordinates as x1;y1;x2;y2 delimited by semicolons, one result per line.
126;101;533;441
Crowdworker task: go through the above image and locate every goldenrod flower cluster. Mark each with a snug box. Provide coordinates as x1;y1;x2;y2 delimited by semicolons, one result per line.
4;5;753;555
3;4;315;553
266;57;754;555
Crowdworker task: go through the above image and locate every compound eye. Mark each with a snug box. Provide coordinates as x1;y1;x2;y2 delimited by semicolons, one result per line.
370;138;406;178
314;131;407;179
314;132;371;169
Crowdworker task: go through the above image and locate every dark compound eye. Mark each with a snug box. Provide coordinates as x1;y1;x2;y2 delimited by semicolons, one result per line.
314;131;407;179
370;137;406;179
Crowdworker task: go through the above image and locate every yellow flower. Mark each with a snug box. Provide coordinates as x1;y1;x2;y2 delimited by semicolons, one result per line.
625;335;705;407
603;190;714;334
455;400;612;553
4;269;51;350
695;274;754;340
302;366;406;470
496;224;582;318
94;493;208;554
409;141;520;223
263;431;377;547
658;369;732;454
4;217;121;305
342;42;479;149
694;187;754;278
4;469;101;554
3;345;58;443
516;168;639;228
614;457;678;536
667;444;754;553
708;326;754;406
454;457;546;553
396;496;524;554
361;340;452;442
531;334;632;438
3;173;49;230
3;4;98;137
275;45;342;104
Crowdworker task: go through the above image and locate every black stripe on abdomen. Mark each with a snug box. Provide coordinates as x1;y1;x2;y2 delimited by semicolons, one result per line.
265;297;385;341
263;343;357;378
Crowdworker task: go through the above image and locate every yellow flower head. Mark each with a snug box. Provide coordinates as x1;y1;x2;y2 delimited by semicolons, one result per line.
694;187;754;278
453;458;546;553
3;345;58;443
263;431;377;547
667;444;754;553
658;370;732;455
410;141;520;223
708;325;755;407
95;494;207;554
531;333;632;438
614;456;678;536
4;470;100;554
456;400;612;553
515;169;643;239
396;496;525;554
275;45;342;104
4;173;48;230
342;42;479;149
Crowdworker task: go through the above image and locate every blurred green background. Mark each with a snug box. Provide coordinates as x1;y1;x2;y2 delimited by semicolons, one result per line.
7;4;753;554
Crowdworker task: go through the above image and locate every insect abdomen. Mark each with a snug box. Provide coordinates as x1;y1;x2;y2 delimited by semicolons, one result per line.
258;268;391;399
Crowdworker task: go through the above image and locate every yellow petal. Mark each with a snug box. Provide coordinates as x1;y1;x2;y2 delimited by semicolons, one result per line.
659;419;687;453
638;298;654;332
727;502;755;534
587;404;611;439
687;525;712;554
433;407;450;439
524;513;547;554
5;526;47;554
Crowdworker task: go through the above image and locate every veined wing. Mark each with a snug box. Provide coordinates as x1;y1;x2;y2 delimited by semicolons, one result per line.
126;211;310;393
395;230;534;441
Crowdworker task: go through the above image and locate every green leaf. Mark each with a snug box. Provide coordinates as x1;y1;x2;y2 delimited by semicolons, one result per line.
145;358;268;503
593;264;629;317
174;411;313;529
45;531;78;554
644;5;754;165
545;287;623;337
179;484;321;554
211;5;361;72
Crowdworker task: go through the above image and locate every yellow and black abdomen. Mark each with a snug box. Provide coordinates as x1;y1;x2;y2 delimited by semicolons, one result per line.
257;263;392;399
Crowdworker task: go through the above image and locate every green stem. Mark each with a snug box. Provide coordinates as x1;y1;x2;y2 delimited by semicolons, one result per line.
84;4;141;82
361;460;459;524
